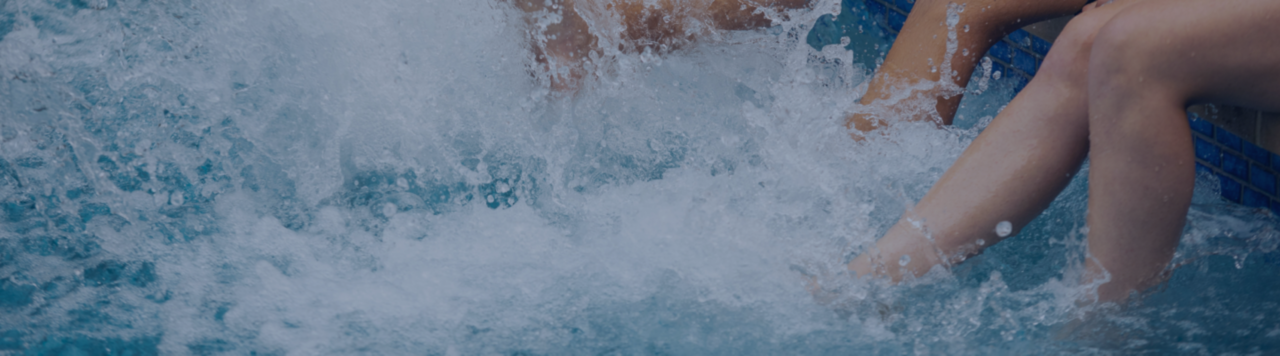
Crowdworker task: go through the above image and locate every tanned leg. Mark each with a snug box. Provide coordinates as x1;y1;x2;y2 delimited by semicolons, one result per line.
514;0;812;91
846;0;1085;133
1083;0;1280;303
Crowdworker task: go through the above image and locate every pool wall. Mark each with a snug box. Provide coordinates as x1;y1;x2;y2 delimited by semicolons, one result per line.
847;0;1280;217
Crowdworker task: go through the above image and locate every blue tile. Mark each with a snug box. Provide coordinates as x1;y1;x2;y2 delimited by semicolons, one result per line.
1013;48;1038;75
1272;199;1280;217
1223;151;1248;179
1220;174;1242;203
1216;129;1243;151
1251;164;1277;195
807;14;847;51
1031;36;1052;56
893;0;914;13
866;0;888;18
1244;188;1269;208
989;41;1013;63
1243;142;1271;164
1007;30;1031;47
1011;72;1030;93
1188;115;1215;136
990;61;1006;80
1194;136;1221;167
888;10;907;32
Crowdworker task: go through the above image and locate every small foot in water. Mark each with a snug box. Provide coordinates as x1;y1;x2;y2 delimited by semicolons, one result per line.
792;262;901;322
512;0;598;92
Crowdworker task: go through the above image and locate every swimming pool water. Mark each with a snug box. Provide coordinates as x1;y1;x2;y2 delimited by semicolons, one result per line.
1;0;1279;354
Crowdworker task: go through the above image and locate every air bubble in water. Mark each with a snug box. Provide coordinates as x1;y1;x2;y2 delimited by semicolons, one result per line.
995;221;1013;237
898;255;911;267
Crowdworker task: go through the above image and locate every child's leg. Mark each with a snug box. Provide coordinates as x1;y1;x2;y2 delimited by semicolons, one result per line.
612;0;809;53
516;0;811;91
847;0;1086;132
848;0;1141;281
708;0;811;30
1084;0;1280;302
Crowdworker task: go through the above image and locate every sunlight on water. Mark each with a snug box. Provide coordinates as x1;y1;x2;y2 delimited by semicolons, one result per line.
1;0;1278;354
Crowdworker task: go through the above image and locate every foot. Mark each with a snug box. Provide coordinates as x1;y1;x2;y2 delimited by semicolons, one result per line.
514;0;598;91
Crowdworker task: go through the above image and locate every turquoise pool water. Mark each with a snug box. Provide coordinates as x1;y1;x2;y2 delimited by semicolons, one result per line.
1;0;1278;354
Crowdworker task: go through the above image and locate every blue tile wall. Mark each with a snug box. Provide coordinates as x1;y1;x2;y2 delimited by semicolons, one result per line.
1190;118;1216;136
888;10;907;32
1244;144;1270;164
1190;113;1280;215
1222;175;1243;203
825;1;1280;215
1012;50;1038;75
1030;36;1053;56
989;41;1013;63
1007;30;1030;46
1194;137;1221;167
1251;164;1276;195
1217;129;1243;151
1223;152;1249;179
1244;188;1269;208
892;0;914;13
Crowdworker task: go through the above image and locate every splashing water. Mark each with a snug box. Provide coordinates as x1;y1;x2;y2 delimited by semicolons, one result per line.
1;0;1279;354
996;221;1012;238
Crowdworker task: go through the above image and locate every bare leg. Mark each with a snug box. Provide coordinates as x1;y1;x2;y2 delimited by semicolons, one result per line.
514;0;811;91
1084;0;1280;302
848;1;1139;281
846;0;1085;132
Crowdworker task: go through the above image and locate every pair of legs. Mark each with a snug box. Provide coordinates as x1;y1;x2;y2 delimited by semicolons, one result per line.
849;0;1280;303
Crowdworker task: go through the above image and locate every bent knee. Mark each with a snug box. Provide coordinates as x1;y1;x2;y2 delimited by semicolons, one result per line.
1034;7;1116;82
1087;8;1194;99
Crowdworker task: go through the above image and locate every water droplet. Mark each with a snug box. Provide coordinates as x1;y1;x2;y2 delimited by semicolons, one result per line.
976;239;985;246
898;255;911;267
995;221;1013;237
